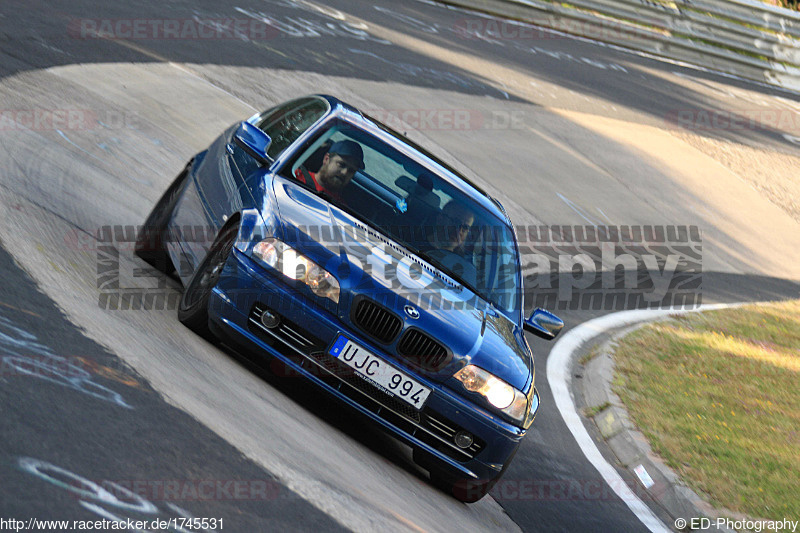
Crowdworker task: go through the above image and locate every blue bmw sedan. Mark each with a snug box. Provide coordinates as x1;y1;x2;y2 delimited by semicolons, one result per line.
135;95;563;502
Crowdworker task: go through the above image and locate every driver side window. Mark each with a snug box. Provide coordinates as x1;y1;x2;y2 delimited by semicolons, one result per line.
256;97;329;160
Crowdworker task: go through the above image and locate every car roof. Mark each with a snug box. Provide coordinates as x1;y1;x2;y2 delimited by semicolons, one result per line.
313;94;511;226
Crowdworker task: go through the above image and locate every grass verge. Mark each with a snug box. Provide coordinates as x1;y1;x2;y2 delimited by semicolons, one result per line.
613;300;800;520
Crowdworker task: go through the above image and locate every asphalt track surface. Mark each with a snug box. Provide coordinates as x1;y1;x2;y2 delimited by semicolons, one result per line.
1;0;799;531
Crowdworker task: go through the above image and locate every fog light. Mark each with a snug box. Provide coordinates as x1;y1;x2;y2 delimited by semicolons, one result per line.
260;308;280;329
454;430;474;449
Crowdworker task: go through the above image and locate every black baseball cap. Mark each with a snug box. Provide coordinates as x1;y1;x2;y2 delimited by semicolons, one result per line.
329;140;365;169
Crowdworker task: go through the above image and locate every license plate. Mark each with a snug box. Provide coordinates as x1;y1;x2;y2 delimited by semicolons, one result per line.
329;335;431;410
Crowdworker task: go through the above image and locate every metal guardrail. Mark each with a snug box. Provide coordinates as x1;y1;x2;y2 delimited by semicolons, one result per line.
445;0;800;90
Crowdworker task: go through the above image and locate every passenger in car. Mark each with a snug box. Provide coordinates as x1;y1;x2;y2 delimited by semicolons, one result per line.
295;139;364;202
422;200;479;286
429;200;474;253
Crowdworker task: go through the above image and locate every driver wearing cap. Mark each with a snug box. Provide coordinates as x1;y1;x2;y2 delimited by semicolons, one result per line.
296;140;364;203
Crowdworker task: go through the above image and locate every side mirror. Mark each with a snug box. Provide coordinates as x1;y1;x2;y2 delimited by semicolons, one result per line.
233;122;271;165
524;308;564;340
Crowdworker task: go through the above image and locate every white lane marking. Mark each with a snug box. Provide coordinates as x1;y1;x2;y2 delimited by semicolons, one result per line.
556;192;599;225
596;207;614;225
546;304;735;533
55;130;104;164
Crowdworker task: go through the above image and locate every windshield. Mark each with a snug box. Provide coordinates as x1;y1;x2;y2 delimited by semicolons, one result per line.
283;121;521;314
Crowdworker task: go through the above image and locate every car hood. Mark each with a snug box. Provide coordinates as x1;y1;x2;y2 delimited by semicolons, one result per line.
271;178;533;391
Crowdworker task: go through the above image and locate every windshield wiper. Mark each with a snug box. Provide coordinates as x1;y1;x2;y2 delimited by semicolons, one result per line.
412;248;484;299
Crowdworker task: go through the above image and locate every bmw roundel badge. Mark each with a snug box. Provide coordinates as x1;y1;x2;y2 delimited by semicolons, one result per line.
404;305;420;319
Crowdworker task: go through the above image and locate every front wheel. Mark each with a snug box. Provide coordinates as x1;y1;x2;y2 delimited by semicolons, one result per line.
178;222;238;339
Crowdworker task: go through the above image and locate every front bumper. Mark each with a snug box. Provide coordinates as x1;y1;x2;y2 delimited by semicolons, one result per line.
208;249;532;481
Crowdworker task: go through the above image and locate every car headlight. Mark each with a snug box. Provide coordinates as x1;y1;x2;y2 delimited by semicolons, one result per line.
453;364;529;423
250;238;340;304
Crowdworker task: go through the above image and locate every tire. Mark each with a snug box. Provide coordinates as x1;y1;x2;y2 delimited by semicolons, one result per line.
177;221;238;339
134;161;191;274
